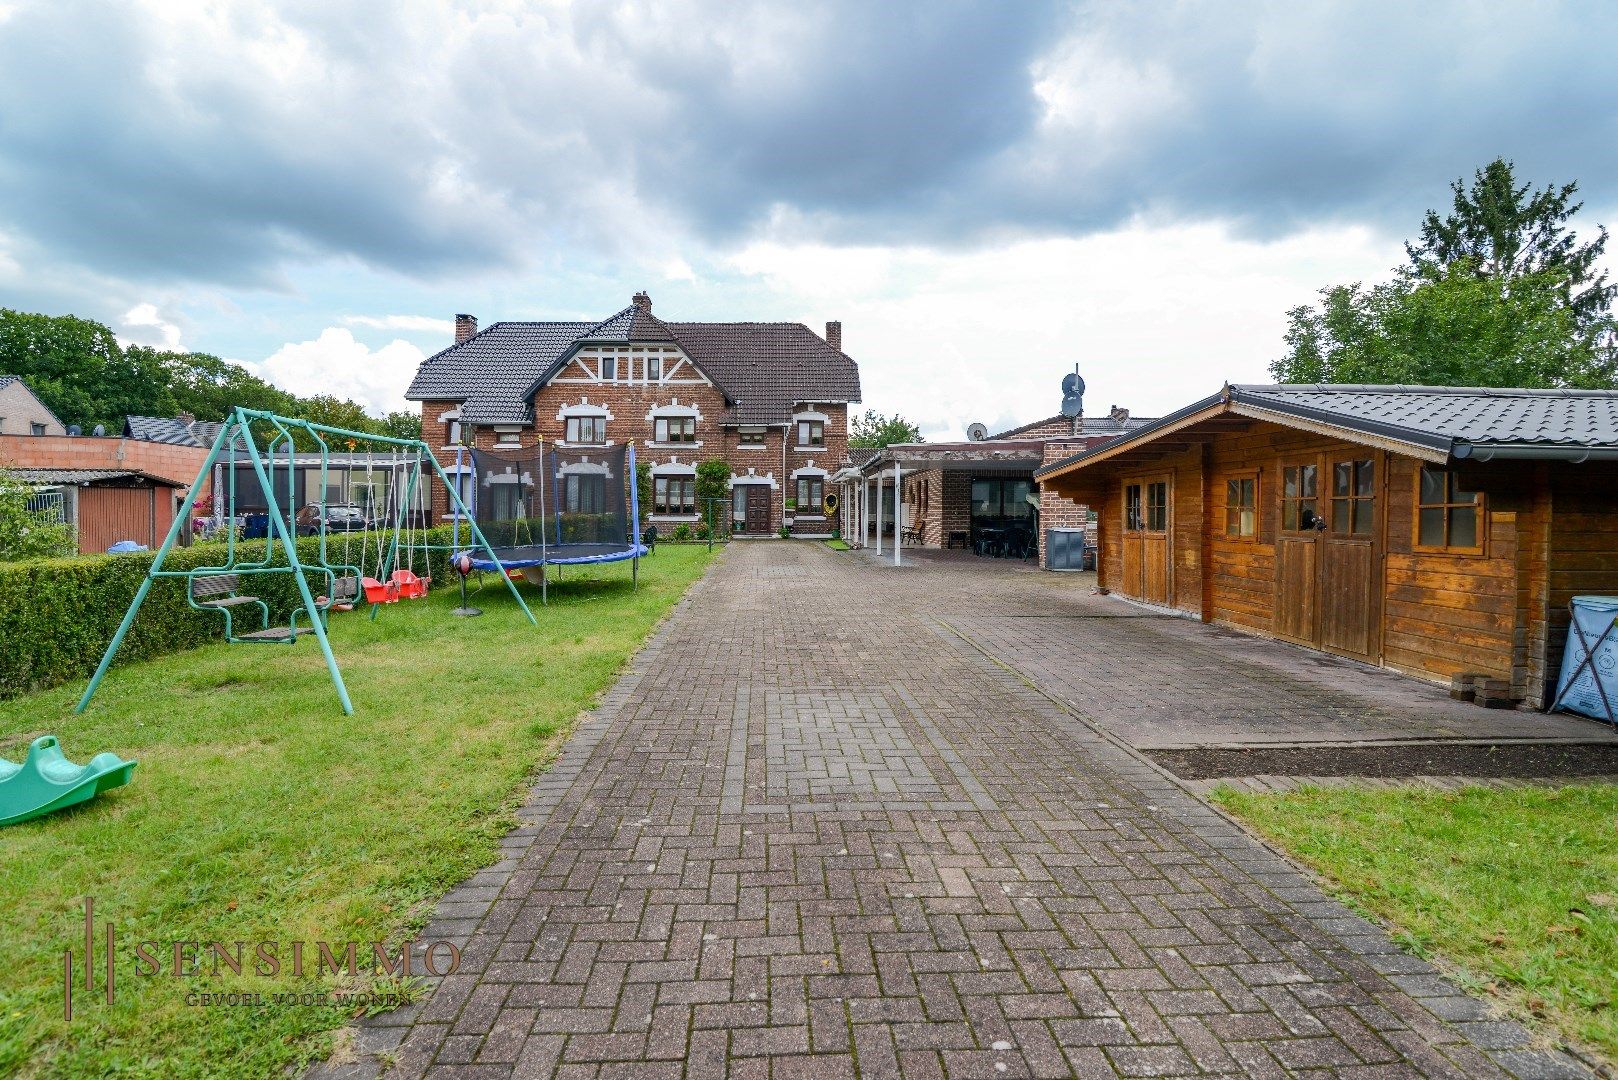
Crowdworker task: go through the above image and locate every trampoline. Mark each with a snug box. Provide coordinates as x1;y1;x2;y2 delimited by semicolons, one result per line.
462;542;649;571
449;441;645;604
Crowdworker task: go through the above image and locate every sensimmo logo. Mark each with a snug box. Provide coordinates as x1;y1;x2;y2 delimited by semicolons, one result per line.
62;897;460;1020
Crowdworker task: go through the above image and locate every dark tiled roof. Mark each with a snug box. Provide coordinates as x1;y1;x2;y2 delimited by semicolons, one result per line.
846;447;880;467
1233;384;1618;454
406;322;594;424
123;415;205;446
407;307;861;426
667;323;860;425
1038;383;1618;479
990;413;1157;439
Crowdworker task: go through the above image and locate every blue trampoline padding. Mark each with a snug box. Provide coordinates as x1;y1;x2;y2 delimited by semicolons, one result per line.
462;543;647;571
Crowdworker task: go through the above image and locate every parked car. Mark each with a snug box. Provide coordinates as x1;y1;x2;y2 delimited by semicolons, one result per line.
295;504;371;536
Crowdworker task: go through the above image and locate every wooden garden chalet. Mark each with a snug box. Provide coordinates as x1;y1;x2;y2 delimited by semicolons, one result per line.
1036;384;1618;708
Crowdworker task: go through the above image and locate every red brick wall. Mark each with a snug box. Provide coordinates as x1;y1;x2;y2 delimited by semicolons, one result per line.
420;392;850;535
0;434;210;489
1038;439;1097;568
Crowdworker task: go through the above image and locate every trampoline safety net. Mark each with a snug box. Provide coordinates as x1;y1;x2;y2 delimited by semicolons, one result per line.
453;443;639;565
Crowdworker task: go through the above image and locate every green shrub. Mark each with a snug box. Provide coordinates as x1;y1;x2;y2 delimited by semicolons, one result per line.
671;523;692;542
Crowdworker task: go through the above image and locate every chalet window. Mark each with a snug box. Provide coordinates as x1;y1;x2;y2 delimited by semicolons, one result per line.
1124;483;1143;531
1225;475;1257;539
445;418;463;445
564;474;606;513
795;476;824;514
647;356;663;382
655;416;695;443
565;416;606;444
1416;466;1483;552
600;356;617;381
1330;459;1375;535
653;475;694;514
797;420;824;447
494;429;521;447
1145;481;1167;531
738;427;766;446
1281;464;1319;531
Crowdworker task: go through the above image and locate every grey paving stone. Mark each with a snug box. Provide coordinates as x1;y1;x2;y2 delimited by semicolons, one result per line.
304;543;1592;1080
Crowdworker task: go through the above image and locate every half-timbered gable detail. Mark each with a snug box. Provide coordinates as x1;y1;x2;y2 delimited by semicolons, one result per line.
408;293;860;534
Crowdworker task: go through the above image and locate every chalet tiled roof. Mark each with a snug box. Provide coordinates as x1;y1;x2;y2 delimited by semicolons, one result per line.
1038;383;1618;479
1233;385;1618;455
406;302;861;426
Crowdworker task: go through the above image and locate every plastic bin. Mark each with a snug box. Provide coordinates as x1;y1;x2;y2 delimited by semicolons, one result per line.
1551;595;1618;725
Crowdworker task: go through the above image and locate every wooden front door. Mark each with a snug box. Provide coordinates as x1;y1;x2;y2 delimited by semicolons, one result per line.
1119;476;1170;604
1273;454;1380;659
738;484;772;534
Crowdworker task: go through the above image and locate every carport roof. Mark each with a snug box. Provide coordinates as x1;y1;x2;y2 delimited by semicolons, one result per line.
1037;383;1618;482
859;439;1046;475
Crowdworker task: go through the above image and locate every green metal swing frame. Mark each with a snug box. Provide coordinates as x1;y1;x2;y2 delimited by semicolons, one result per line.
75;407;534;716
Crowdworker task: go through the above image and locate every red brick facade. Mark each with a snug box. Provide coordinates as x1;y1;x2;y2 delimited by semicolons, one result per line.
419;386;848;536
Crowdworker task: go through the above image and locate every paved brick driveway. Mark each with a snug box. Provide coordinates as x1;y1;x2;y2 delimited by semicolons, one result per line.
313;542;1590;1079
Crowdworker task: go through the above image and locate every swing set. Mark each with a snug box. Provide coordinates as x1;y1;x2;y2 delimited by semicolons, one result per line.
75;407;533;716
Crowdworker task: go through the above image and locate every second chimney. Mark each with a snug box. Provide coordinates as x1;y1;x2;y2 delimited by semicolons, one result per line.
455;313;478;344
825;320;842;352
632;291;652;315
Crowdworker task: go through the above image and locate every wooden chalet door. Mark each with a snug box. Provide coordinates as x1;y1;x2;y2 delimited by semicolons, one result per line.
1119;477;1170;604
1274;455;1380;659
1319;454;1379;659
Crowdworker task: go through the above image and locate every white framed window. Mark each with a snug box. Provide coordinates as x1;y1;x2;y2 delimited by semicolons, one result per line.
654;475;694;514
494;429;521;447
566;416;606;444
648;355;663;382
655;416;696;443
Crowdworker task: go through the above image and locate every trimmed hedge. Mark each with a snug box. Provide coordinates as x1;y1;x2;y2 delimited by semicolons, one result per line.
0;530;451;701
0;521;649;700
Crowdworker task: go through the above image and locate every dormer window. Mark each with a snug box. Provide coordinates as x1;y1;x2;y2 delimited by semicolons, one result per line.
655;416;695;444
566;416;606;444
797;419;824;447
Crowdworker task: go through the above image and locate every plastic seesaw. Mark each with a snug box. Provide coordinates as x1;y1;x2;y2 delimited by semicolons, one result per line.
0;736;137;827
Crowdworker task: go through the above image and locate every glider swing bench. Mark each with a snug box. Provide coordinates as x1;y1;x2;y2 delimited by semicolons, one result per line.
74;407;532;715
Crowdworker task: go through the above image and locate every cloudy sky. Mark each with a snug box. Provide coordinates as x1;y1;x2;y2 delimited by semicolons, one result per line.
1;1;1615;437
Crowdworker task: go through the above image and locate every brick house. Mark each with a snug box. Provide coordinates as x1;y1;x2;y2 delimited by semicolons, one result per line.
834;385;1154;569
406;294;861;536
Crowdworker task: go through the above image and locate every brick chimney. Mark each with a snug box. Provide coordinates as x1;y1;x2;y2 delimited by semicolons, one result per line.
175;411;195;425
825;320;842;352
1110;405;1130;423
455;313;478;344
632;291;652;316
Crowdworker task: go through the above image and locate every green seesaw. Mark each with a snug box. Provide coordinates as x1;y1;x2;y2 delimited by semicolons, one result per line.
0;736;136;827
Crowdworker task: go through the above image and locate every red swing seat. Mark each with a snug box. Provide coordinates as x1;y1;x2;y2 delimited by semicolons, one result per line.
389;569;429;600
362;576;399;604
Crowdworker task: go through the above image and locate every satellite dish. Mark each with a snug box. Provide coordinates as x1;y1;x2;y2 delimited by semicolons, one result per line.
966;422;988;442
92;424;106;437
68;424;81;436
1060;370;1086;418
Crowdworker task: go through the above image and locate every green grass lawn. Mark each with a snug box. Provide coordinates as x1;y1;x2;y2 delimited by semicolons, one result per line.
0;546;715;1079
822;538;850;551
1214;783;1618;1066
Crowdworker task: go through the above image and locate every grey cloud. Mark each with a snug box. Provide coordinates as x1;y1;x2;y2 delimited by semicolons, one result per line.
1;0;1615;295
